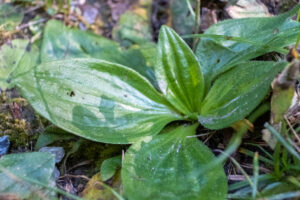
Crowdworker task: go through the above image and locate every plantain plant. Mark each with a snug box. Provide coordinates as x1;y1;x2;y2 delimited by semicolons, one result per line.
1;5;300;199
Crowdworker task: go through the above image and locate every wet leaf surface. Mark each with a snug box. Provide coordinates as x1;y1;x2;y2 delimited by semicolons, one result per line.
199;61;287;129
156;26;204;115
0;152;56;199
122;124;227;200
14;59;182;144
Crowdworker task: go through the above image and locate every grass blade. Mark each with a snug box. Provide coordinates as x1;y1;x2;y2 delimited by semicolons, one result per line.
252;152;259;199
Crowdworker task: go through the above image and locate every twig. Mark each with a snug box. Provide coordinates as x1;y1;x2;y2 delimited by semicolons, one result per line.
17;18;47;31
185;0;195;18
58;174;90;181
228;175;246;181
186;132;212;138
240;164;271;173
66;160;92;173
265;123;300;161
287;138;300;154
203;133;213;144
284;115;300;144
24;3;44;14
214;149;256;191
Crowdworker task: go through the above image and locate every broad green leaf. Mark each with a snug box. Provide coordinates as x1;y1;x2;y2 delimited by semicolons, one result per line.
101;155;122;181
205;5;300;49
0;152;56;199
196;40;236;92
156;26;204;115
14;59;182;144
0;3;23;31
198;61;287;129
122;124;227;200
41;20;118;62
196;5;300;85
195;38;283;93
42;20;157;88
0;39;40;89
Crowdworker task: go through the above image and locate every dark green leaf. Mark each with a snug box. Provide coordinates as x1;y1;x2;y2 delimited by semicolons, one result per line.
198;61;286;129
196;40;236;92
0;152;56;199
41;20;157;88
156;26;204;115
101;155;122;181
14;59;182;144
35;125;74;150
196;5;300;85
122;124;227;200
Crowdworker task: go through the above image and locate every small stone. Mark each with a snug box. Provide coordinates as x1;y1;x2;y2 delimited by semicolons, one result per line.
52;166;60;180
83;6;98;24
39;147;65;163
0;135;10;156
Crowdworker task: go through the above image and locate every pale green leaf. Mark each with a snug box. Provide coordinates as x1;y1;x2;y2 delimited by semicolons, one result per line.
122;124;227;200
14;59;182;144
0;152;56;199
198;61;287;129
41;20;157;88
205;4;300;47
156;26;204;115
0;39;39;90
